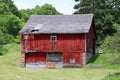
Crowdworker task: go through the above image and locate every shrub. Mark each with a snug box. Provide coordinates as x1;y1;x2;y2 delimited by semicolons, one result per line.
111;55;120;64
0;45;7;55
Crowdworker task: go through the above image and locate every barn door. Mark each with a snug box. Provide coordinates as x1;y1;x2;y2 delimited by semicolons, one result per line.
46;52;63;66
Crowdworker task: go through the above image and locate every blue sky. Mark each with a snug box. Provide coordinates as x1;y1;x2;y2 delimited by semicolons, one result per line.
13;0;77;14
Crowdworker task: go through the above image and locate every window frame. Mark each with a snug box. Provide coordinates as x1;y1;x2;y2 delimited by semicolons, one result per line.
69;58;75;63
50;36;57;42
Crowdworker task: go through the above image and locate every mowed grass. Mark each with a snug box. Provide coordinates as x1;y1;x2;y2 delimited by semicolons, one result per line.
0;44;120;80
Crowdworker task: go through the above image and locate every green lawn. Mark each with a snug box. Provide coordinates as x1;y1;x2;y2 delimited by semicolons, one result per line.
88;53;120;69
0;44;120;80
101;72;120;80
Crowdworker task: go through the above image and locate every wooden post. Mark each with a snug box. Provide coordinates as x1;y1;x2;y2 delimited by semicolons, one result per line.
82;52;86;66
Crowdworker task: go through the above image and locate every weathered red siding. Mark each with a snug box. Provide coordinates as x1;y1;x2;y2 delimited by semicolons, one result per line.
63;52;82;64
22;34;86;66
25;52;46;64
22;34;85;52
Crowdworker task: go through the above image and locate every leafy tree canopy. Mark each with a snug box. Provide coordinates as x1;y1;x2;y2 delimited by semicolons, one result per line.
33;4;61;15
20;4;61;22
100;23;120;53
74;0;120;44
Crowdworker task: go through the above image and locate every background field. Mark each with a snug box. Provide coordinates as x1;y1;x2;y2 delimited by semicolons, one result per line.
0;44;120;80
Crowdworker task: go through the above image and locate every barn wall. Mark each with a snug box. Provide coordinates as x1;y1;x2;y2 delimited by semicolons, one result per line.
25;52;46;64
63;52;82;64
21;34;86;66
22;34;86;53
86;25;96;62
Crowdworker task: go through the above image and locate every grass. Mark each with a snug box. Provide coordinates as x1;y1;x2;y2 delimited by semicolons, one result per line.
88;54;114;64
0;43;120;80
101;72;120;80
88;54;120;69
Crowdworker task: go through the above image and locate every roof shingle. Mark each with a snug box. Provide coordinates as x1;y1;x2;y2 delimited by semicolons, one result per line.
19;14;94;34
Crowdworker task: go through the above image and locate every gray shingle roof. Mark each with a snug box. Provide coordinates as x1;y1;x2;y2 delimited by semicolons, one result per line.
19;14;94;34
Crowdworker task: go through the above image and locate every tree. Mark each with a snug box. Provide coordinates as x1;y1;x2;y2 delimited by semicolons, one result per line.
74;0;120;44
0;0;23;47
0;0;9;15
20;9;33;22
100;23;120;53
6;15;23;36
2;0;22;18
20;4;61;22
0;14;22;42
33;4;61;15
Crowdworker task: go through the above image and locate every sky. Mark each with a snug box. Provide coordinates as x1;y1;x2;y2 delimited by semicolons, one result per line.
13;0;77;15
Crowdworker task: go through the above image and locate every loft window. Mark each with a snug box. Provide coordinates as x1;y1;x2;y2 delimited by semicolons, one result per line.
50;36;57;42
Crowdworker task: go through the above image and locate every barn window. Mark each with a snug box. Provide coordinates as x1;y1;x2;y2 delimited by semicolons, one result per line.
50;36;57;42
70;58;75;63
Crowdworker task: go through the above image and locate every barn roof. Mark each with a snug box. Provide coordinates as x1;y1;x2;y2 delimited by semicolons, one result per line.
19;14;94;34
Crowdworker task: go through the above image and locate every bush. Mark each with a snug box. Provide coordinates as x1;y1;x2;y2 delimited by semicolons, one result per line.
0;43;20;55
14;35;21;44
111;55;120;64
0;45;7;55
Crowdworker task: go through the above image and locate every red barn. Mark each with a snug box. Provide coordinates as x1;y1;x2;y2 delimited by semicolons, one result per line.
19;14;96;68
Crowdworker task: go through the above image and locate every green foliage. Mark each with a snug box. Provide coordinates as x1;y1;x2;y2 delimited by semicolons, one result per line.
0;43;21;55
0;0;9;15
20;9;31;22
88;54;114;65
20;4;61;22
101;72;120;80
0;0;23;55
100;24;120;54
2;0;22;18
14;35;21;44
88;54;120;69
33;4;61;15
0;0;23;45
74;0;120;44
0;14;22;43
112;55;120;64
5;14;23;36
0;45;7;55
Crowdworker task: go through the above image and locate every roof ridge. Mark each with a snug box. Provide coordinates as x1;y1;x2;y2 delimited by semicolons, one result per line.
30;14;94;16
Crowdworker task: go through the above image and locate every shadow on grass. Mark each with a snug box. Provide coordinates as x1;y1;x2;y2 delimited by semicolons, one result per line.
88;54;100;63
